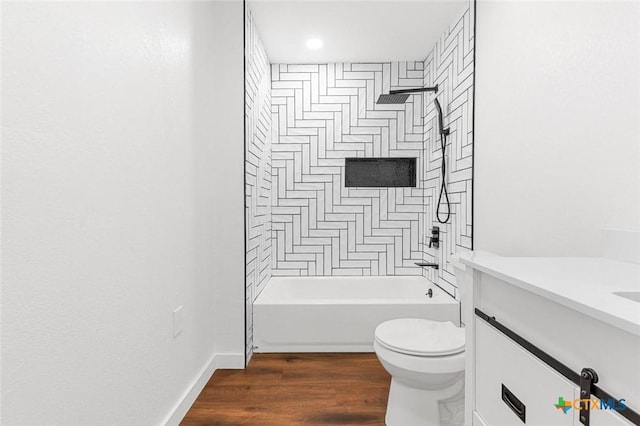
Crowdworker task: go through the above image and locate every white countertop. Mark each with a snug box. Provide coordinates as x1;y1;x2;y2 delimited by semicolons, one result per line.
460;255;640;336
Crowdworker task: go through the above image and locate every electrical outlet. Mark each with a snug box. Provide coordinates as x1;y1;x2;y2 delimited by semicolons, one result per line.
173;306;183;338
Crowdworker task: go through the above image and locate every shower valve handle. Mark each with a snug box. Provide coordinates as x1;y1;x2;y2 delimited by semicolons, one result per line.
429;227;440;249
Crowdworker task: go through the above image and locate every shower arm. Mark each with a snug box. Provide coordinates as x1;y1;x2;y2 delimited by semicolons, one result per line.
388;85;438;95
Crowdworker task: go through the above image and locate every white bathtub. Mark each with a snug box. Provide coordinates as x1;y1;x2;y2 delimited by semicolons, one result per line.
253;276;460;353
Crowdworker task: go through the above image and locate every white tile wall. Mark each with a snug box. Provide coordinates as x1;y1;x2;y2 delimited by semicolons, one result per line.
245;7;272;360
269;2;474;282
421;5;474;296
271;62;426;276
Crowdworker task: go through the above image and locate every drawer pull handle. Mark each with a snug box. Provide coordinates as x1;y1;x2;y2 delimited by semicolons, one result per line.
501;384;526;423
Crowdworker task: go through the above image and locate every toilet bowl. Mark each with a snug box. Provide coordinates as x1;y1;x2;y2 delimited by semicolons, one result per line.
374;251;497;425
374;318;465;426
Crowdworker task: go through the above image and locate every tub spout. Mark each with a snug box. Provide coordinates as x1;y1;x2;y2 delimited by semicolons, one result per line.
415;262;439;270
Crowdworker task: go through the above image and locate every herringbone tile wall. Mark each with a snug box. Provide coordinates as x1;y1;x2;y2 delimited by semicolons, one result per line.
421;5;474;297
271;62;426;276
245;7;272;359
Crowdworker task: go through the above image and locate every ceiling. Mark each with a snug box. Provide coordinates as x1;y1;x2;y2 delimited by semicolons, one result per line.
248;0;469;64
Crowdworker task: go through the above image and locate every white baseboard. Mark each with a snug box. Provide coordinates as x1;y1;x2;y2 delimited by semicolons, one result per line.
162;352;244;426
214;353;245;369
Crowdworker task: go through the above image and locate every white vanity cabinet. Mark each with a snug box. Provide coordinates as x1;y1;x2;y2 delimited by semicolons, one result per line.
460;256;640;426
474;319;634;426
475;320;578;425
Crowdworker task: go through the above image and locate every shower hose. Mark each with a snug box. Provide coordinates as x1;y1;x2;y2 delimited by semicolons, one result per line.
436;128;451;224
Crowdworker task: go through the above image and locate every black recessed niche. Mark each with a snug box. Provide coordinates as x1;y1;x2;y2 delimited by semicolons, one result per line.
344;158;417;188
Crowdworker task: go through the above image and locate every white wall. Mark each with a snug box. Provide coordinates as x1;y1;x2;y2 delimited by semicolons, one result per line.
209;2;246;365
1;1;244;425
475;1;640;256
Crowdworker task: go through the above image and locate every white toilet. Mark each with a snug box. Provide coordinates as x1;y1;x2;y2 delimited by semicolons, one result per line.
374;319;465;425
373;252;488;426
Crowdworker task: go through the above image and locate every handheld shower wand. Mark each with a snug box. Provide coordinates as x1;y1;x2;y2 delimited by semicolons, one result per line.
433;98;451;224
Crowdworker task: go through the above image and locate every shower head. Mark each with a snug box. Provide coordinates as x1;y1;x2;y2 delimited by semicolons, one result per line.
375;85;438;105
376;93;410;104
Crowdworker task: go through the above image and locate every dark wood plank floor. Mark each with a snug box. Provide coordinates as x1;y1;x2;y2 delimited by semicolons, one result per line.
181;353;391;425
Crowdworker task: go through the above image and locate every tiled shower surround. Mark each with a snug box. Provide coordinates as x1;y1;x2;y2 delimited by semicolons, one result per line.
245;4;473;356
245;8;272;360
270;62;426;276
269;5;473;284
421;6;474;296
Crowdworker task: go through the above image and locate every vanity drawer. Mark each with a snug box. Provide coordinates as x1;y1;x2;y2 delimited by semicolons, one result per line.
475;319;578;425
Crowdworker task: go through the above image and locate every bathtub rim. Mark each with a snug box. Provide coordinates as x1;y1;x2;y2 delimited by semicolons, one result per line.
254;276;459;306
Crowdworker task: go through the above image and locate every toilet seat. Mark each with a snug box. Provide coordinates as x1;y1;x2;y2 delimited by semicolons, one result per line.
374;318;465;357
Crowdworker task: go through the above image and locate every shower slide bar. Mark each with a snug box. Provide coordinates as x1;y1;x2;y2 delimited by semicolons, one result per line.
475;308;640;426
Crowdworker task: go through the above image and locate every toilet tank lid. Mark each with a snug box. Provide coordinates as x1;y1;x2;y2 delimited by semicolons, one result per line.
374;318;465;356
